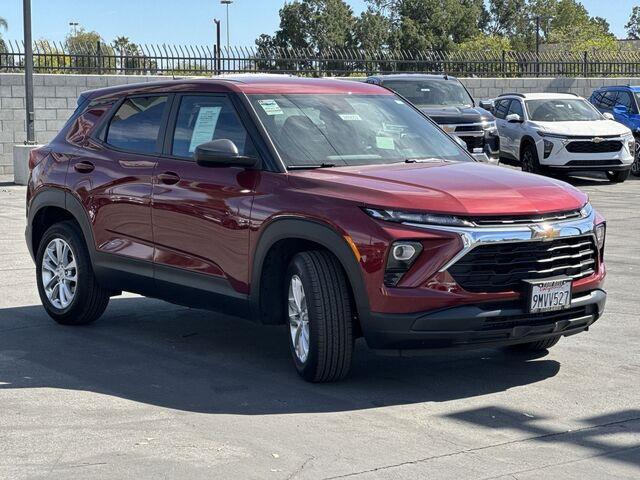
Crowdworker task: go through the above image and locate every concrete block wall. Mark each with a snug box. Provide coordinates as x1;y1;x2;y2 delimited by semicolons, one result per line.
1;73;639;175
0;73;167;175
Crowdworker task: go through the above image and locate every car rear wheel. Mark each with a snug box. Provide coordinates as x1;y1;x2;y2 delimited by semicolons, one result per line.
521;144;541;174
36;221;110;325
606;170;630;183
509;336;561;352
286;251;354;382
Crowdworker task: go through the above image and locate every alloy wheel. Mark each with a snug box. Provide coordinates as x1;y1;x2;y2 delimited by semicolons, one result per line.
632;144;640;176
41;238;78;309
288;274;310;363
522;150;534;172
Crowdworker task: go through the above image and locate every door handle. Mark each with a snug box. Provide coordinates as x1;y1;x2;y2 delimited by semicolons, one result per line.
74;161;94;173
157;171;180;185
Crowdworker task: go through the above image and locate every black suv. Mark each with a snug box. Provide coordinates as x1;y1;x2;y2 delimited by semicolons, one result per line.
366;74;499;159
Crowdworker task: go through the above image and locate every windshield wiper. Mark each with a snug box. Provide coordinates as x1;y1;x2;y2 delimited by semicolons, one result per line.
287;163;337;170
404;157;444;163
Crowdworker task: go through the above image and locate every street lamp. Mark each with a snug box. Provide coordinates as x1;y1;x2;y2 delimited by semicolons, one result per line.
220;0;233;50
69;21;79;36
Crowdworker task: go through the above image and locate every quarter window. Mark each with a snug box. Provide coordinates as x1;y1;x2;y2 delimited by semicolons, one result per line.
171;95;257;159
106;96;168;154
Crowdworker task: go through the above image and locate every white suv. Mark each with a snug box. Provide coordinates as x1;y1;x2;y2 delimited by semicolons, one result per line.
494;93;635;182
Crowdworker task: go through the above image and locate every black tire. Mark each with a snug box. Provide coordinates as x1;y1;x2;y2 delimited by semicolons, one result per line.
510;336;561;352
36;221;110;325
521;144;542;174
606;170;630;183
630;145;639;177
285;251;354;382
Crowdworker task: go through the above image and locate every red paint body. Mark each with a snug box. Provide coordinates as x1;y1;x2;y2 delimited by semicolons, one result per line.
26;77;606;348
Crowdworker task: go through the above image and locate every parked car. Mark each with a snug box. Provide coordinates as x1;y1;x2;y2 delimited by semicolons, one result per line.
494;93;635;182
26;76;607;382
365;74;500;159
589;85;640;176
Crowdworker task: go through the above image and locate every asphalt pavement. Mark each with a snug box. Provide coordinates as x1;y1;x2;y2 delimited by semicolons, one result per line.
1;171;639;479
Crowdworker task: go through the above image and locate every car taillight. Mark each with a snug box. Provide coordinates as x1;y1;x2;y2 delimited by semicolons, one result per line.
28;148;49;171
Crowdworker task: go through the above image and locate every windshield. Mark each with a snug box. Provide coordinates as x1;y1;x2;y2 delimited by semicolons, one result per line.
383;79;474;108
525;99;603;122
248;94;471;168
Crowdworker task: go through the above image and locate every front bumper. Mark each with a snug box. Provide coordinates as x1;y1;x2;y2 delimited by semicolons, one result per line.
365;289;606;354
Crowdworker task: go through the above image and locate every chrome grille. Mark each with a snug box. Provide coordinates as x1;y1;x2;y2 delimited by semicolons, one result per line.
448;235;597;293
470;210;582;227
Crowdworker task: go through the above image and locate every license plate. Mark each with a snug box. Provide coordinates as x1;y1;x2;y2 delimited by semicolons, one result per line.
525;278;572;313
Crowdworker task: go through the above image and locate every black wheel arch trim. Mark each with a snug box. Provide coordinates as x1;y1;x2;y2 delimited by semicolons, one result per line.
27;187;97;263
250;216;371;325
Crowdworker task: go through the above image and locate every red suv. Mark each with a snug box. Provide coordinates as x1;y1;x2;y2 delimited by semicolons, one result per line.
26;76;607;382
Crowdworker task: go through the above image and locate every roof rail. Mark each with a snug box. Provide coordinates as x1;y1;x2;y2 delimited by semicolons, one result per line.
498;93;525;98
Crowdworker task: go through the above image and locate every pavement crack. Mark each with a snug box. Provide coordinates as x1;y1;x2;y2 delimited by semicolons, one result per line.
322;416;640;479
287;455;315;480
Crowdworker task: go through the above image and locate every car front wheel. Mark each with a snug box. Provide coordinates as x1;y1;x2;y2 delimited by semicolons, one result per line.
36;221;110;325
631;144;640;177
521;144;542;174
606;170;630;183
286;251;354;382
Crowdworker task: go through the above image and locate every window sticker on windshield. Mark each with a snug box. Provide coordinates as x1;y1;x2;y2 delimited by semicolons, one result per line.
376;136;395;150
258;99;284;115
338;113;362;121
188;106;222;153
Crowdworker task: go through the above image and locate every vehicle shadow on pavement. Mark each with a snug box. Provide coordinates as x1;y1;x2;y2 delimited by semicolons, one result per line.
444;406;640;470
0;297;561;415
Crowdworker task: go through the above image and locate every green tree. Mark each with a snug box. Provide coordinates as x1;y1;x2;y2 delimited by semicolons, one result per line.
65;27;115;73
0;16;7;53
354;8;392;50
393;0;485;51
626;6;640;39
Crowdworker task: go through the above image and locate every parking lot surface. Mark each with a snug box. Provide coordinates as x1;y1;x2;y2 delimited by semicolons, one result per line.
1;171;639;480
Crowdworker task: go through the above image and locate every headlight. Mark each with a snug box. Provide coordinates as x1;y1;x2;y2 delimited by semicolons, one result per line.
537;131;569;139
595;223;606;250
482;121;497;132
579;202;593;218
363;208;475;228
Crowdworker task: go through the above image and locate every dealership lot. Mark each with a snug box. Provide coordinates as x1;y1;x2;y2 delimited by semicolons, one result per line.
0;171;639;479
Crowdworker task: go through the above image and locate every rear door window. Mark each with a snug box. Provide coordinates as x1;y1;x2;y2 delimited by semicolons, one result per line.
106;96;168;154
171;95;257;159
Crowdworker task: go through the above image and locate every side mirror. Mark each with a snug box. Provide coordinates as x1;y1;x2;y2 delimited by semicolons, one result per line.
506;113;522;123
194;139;259;168
613;104;629;116
479;100;495;113
603;112;614;120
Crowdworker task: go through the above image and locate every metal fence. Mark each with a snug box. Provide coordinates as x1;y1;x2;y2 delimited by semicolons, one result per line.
2;40;640;77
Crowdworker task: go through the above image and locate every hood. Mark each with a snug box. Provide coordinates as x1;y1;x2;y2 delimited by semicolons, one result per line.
420;106;494;125
289;162;587;216
534;120;631;137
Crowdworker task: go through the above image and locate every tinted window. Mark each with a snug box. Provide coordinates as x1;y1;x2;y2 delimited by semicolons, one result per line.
601;91;618;109
106;96;168;154
508;100;524;117
494;99;511;119
616;91;635;112
248;93;470;167
591;91;603;108
172;95;257;159
383;79;474;108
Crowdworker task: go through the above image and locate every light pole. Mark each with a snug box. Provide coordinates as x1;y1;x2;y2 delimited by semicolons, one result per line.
69;21;79;36
220;0;233;50
23;0;34;144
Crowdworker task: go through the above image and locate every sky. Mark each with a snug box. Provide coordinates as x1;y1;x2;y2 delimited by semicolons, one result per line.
0;0;637;48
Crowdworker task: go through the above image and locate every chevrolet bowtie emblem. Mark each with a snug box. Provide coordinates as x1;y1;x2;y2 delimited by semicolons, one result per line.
530;224;561;240
592;137;605;143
